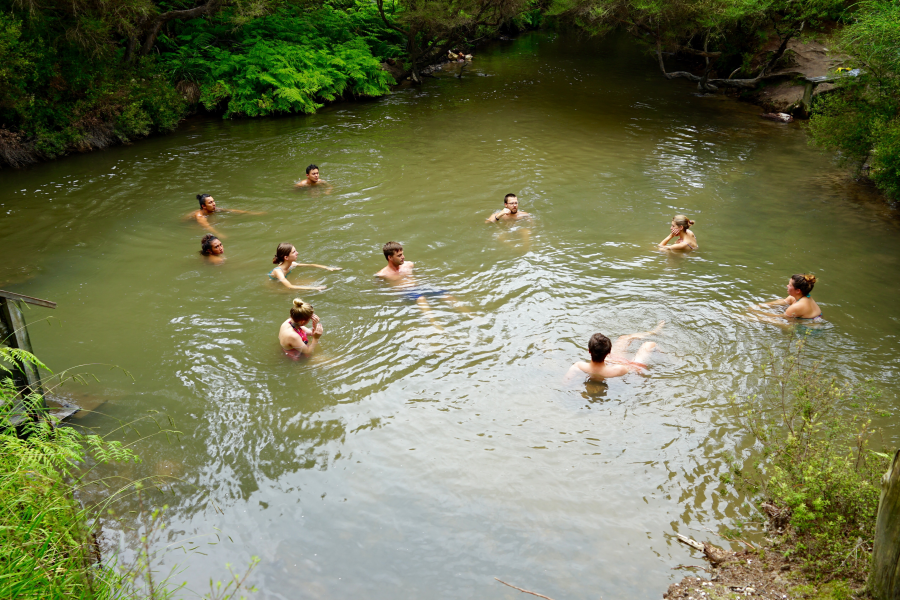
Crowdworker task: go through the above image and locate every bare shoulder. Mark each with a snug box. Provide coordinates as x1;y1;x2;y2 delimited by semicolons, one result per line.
295;180;309;187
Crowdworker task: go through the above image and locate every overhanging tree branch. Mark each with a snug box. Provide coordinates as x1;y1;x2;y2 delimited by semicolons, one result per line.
137;0;223;57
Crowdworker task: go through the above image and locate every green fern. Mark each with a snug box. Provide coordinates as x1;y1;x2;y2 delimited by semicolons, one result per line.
159;4;402;118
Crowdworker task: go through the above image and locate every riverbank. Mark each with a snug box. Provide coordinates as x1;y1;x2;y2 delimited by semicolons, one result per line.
663;345;891;600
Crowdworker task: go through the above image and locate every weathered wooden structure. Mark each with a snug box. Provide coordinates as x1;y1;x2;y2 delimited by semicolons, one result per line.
0;290;57;425
870;449;900;600
799;69;861;118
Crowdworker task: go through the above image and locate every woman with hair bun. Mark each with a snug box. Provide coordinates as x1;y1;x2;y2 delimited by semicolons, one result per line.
751;274;823;322
658;215;698;251
199;234;225;264
279;298;323;357
268;242;340;291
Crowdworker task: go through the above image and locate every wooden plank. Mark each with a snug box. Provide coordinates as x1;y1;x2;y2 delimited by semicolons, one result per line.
870;449;900;599
0;298;48;425
0;289;56;309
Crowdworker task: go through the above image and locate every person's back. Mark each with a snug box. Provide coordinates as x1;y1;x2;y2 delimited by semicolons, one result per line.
565;324;663;382
571;359;630;379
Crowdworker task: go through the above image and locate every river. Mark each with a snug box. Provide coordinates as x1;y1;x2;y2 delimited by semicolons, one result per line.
1;32;898;599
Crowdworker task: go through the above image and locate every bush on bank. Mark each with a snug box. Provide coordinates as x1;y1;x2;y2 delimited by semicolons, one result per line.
806;0;900;202
725;342;890;587
157;3;403;118
0;0;404;167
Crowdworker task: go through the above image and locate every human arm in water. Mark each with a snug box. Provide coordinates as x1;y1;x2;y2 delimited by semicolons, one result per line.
658;225;694;250
659;240;693;251
563;362;587;383
657;224;677;247
217;208;266;215
192;211;222;236
296;315;324;356
486;208;512;223
295;263;342;272
271;267;326;291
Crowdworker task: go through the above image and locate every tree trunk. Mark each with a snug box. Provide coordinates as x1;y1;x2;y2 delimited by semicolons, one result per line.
137;0;222;57
870;449;900;600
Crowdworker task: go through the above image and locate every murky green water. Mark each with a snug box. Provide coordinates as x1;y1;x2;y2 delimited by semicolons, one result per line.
2;32;899;599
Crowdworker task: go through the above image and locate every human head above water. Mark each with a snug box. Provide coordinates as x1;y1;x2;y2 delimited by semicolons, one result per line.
290;298;314;323
273;242;296;265
382;241;403;261
504;193;517;204
197;194;214;209
790;273;817;296
200;234;223;256
588;333;612;363
672;215;694;230
306;164;318;175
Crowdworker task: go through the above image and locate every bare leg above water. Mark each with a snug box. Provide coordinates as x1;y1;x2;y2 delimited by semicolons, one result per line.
611;320;665;355
416;296;445;332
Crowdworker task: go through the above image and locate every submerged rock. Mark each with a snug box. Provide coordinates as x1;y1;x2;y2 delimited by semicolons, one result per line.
760;112;793;123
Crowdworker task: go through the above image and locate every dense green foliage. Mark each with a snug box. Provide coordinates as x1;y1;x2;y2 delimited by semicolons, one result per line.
0;6;185;166
0;348;139;599
0;0;409;166
725;343;889;583
806;0;900;201
371;0;532;80
0;0;541;166
158;3;402;118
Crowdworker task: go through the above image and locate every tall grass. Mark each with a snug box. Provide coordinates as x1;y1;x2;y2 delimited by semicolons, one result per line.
0;348;138;599
0;347;258;599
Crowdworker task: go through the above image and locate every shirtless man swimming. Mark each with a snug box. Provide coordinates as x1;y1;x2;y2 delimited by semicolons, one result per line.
295;164;329;189
565;321;664;381
188;194;260;236
376;241;457;331
486;194;531;223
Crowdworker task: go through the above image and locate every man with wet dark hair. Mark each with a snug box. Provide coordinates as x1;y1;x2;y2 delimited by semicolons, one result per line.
486;193;531;223
187;193;261;236
565;321;664;381
295;164;327;188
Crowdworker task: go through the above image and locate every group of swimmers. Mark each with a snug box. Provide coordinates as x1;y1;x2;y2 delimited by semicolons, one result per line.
187;166;823;378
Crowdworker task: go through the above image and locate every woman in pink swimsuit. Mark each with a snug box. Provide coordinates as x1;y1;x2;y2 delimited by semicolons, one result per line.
278;298;323;358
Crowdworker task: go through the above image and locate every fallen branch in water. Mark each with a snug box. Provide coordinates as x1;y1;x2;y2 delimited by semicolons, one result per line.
494;578;557;600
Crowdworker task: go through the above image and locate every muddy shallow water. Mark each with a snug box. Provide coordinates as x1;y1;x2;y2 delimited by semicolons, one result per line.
2;32;898;599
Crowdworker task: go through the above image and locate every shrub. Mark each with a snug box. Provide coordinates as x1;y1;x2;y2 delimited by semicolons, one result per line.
159;3;402;118
726;341;890;583
807;0;900;201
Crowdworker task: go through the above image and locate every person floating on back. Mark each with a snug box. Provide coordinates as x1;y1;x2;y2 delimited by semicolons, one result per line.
658;215;698;251
199;234;225;265
188;194;263;236
565;321;664;381
269;242;341;291
748;274;823;323
486;193;531;223
278;298;323;358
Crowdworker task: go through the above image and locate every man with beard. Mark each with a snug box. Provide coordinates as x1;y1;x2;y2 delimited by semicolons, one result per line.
486;193;530;223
